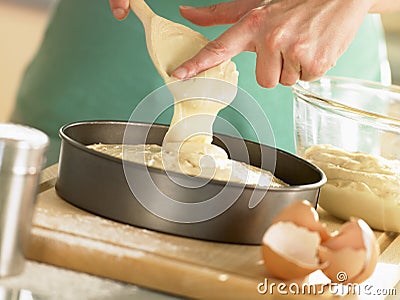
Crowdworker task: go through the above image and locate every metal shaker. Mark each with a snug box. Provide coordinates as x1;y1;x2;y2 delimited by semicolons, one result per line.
0;286;35;300
0;123;49;277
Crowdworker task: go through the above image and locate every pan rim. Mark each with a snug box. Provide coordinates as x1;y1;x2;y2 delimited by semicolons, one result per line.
59;120;327;192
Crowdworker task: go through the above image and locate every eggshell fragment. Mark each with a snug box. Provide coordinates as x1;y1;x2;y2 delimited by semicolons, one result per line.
260;200;380;283
351;223;380;283
261;222;324;279
272;200;331;242
318;247;366;283
319;218;380;283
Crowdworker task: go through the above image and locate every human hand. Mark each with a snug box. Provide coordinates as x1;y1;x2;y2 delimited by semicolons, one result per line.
109;0;130;20
172;0;374;88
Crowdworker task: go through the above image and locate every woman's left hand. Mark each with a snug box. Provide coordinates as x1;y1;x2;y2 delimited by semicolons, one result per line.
109;0;130;20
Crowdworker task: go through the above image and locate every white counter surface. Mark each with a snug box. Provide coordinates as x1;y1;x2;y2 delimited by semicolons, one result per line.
0;261;183;300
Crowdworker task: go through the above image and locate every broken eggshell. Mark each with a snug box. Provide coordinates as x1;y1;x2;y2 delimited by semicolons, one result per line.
261;221;326;280
319;218;380;283
261;200;380;283
272;200;331;242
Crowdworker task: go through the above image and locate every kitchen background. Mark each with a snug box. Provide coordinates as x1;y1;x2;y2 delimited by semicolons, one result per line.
1;0;400;123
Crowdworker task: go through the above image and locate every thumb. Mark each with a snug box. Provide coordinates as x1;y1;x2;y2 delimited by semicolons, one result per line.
171;21;253;79
179;0;261;26
109;0;130;20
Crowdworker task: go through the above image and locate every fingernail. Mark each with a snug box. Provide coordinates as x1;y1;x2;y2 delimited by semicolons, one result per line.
112;8;127;20
179;6;194;10
172;67;188;79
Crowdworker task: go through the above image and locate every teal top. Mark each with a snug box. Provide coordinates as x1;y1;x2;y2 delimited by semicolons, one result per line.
11;0;389;165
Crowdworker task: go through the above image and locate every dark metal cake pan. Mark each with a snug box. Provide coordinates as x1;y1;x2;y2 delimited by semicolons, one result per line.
55;121;326;244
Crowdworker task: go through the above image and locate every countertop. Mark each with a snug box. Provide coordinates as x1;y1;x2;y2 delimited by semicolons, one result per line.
1;165;400;300
0;165;183;300
0;261;182;300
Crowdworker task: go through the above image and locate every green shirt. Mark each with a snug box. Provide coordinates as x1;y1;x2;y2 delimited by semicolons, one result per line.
11;0;389;165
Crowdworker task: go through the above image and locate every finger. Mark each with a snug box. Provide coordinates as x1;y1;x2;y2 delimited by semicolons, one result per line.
255;47;282;88
171;21;254;80
109;0;130;20
279;54;301;86
300;70;321;82
179;0;261;26
299;51;334;82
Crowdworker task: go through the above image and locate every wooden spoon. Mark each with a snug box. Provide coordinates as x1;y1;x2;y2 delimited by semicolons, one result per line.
129;0;210;83
130;0;238;145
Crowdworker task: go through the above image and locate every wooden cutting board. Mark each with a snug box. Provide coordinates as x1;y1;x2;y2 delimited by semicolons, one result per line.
27;165;400;299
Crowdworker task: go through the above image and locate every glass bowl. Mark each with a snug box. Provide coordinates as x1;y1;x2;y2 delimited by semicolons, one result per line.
292;76;400;232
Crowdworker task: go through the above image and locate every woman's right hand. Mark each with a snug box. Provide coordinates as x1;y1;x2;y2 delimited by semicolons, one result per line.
172;0;374;88
179;0;264;26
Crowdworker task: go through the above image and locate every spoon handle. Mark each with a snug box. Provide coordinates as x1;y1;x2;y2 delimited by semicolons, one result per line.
129;0;155;26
